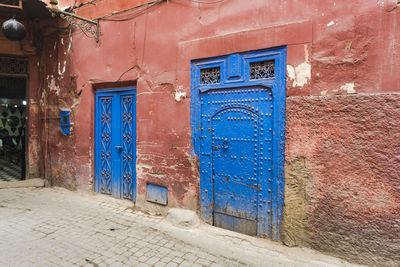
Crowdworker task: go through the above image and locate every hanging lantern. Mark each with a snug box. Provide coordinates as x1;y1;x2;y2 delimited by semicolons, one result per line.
2;18;26;41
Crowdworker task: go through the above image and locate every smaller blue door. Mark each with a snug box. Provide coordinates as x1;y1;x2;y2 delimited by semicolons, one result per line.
95;88;136;200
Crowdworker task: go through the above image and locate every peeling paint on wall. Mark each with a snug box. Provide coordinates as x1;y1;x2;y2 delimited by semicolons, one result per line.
340;83;356;94
174;86;186;102
58;60;67;75
47;76;60;96
287;62;311;88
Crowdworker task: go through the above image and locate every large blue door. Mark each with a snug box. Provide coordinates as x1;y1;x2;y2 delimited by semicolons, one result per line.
95;88;136;200
202;88;273;236
191;48;286;239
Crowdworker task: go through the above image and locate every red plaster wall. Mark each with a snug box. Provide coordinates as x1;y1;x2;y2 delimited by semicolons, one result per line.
63;0;156;20
285;94;400;265
33;0;400;264
29;32;84;188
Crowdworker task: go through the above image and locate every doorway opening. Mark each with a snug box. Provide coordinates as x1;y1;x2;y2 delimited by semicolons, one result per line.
191;47;286;240
95;87;137;201
0;55;28;182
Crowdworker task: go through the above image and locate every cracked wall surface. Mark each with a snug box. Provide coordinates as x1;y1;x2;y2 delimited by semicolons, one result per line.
29;32;82;189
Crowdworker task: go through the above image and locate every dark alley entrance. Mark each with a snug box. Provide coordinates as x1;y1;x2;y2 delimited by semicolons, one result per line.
0;55;27;182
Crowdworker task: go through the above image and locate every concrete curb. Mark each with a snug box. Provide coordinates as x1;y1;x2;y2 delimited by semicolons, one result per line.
144;218;364;267
0;178;45;189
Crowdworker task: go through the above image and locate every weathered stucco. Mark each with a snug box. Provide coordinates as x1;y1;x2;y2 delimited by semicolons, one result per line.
24;0;400;265
285;94;400;266
28;33;83;189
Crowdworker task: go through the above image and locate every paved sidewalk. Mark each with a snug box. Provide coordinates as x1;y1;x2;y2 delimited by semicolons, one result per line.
0;187;360;267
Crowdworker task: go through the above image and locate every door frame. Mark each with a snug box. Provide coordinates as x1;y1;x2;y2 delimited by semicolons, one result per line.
0;54;29;181
191;47;286;240
94;87;137;201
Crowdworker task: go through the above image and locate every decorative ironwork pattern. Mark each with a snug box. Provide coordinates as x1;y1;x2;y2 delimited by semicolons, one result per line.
122;96;135;200
100;97;112;194
60;13;98;42
0;55;28;75
200;67;221;85
250;60;275;80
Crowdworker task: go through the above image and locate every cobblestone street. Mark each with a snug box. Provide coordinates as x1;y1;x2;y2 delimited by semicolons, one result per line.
0;187;359;267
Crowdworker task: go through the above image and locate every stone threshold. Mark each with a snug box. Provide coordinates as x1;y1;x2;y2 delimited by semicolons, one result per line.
0;178;45;189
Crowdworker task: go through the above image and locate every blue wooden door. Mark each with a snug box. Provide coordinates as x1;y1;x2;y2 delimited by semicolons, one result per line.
201;88;273;236
95;88;136;201
192;48;286;239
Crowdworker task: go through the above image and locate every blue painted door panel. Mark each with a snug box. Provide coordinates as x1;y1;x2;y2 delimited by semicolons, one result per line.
212;107;259;221
192;47;286;240
95;88;136;201
201;88;273;235
120;91;136;200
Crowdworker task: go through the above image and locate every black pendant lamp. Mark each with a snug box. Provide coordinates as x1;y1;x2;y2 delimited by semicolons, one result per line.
2;18;26;41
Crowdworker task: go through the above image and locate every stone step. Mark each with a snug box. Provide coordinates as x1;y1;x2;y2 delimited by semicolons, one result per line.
0;178;45;189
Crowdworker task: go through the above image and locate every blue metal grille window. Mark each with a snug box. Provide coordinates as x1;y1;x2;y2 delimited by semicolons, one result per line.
200;67;220;84
250;60;275;80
